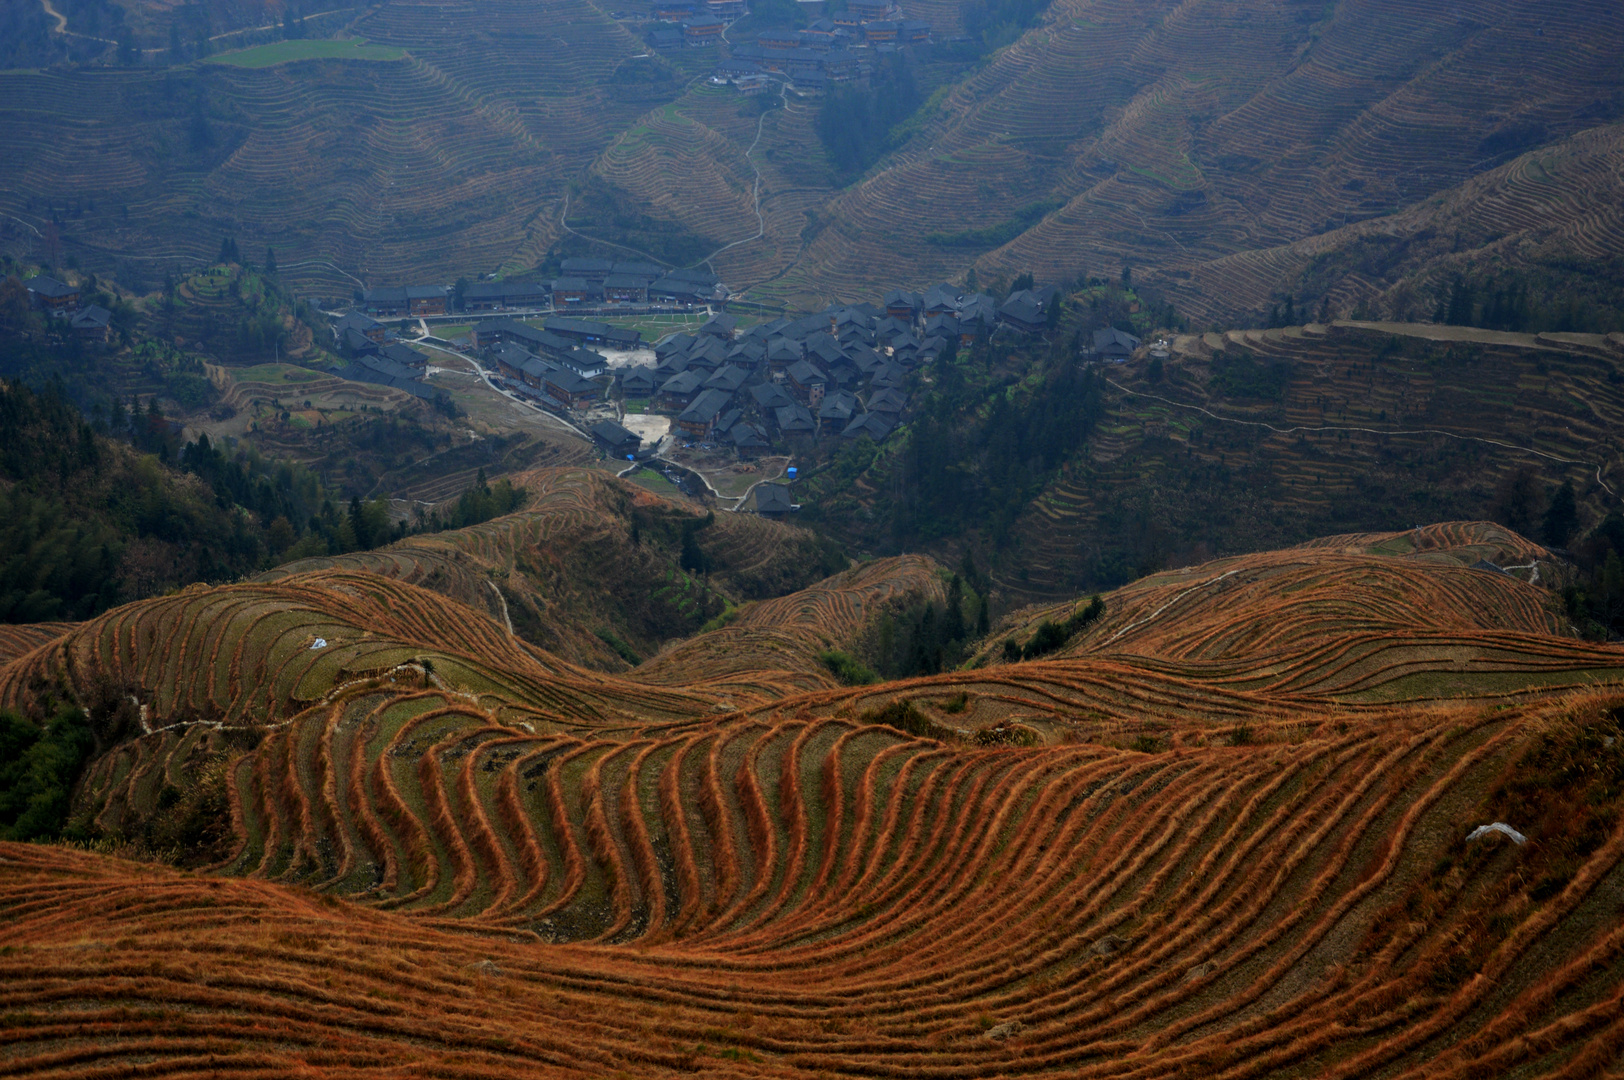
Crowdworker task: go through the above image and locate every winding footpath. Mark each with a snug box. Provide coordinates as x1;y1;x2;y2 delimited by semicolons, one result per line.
691;78;792;273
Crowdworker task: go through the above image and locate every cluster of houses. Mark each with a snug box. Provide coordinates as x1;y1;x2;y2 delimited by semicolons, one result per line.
330;310;446;401
591;281;1071;460
326;273;1141;465
355;262;724;319
545;262;723;309
475;315;638;412
712;15;931;93
642;0;931;93
459;278;1138;461
23;274;112;343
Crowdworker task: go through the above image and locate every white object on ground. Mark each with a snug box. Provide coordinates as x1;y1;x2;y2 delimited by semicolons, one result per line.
1467;822;1526;844
311;638;328;650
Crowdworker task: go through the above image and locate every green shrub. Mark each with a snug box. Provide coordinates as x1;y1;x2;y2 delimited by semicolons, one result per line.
595;628;642;666
862;698;942;739
818;649;880;686
0;705;95;841
1021;595;1105;660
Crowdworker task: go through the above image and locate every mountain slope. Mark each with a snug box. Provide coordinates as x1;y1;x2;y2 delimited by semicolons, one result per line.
260;466;847;669
5;0;1622;319
3;520;1624;1076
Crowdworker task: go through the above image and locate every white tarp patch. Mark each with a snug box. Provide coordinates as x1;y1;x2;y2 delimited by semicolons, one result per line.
1467;822;1526;844
311;638;328;650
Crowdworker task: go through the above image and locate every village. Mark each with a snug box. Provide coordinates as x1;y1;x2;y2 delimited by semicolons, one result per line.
319;257;1141;515
640;0;935;96
17;262;1141;516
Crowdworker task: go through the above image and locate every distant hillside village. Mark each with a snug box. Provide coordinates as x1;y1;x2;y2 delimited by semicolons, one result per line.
642;0;932;95
19;274;115;343
330;271;1140;475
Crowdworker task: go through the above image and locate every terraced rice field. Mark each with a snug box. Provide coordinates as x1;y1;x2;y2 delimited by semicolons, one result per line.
4;513;1624;1076
771;0;1624;311
994;320;1624;599
5;0;1618;315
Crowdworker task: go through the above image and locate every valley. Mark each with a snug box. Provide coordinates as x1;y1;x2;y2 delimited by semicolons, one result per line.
3;0;1623;1073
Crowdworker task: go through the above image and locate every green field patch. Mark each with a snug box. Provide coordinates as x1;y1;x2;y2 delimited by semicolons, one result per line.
208;39;407;68
233;363;325;384
629;470;680;495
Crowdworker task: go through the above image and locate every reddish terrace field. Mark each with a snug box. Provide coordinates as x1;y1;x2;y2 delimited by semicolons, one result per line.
2;518;1624;1077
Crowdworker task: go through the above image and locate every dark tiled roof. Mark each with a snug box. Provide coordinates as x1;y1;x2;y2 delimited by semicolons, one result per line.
621;366;658;391
705;365;749;392
819;390;859;422
755;484;794;512
545;369;600;396
786;359;828;385
750;382;794;411
730;422;769;449
1092;327;1141;353
71;305;111;329
334;310;381;333
775;404;816;432
592;420;640;447
841;412;897;440
661;370;706;395
679;388;734;425
379;343;425;367
24;275;77;299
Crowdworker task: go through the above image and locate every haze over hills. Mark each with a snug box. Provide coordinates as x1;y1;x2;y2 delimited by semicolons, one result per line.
3;498;1624;1076
2;0;1621;322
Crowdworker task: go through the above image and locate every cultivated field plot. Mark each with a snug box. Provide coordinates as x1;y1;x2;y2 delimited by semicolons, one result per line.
206;40;409;68
3;498;1624;1078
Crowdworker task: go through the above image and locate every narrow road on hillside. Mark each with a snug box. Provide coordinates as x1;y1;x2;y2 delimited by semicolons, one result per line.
557;191;673;268
692;78;791;273
206;7;357;42
1104;376;1621;503
39;0;115;42
410;336;592;442
649;454;790;512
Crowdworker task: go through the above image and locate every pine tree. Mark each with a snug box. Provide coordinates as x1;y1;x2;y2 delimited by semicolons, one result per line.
264;247;277;275
1542;480;1578;548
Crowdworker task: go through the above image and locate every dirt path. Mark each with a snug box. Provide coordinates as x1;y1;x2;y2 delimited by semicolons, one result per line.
39;0;115;43
557;190;674;268
652;454;791;512
413;336;592;442
207;7;357;42
692;78;791;274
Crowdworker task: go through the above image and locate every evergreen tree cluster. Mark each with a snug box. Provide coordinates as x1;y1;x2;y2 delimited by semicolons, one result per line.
1002;594;1104;662
1433;273;1620;334
414;468;527;535
816;55;924;179
0;379;526;623
0;705;94;842
893;344;1106;548
870;564;992;679
1560;506;1624;642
